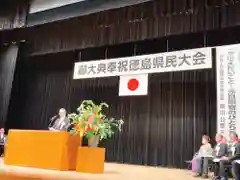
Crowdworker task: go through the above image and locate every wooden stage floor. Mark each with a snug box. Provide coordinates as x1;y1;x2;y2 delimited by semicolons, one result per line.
0;158;198;180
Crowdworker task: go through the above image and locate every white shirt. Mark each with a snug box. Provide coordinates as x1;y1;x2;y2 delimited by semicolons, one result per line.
235;160;240;164
58;117;65;129
215;143;221;155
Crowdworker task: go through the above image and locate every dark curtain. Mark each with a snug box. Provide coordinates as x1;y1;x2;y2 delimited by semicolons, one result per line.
0;44;19;128
7;36;216;168
27;0;151;27
24;0;240;55
0;0;29;30
105;71;215;167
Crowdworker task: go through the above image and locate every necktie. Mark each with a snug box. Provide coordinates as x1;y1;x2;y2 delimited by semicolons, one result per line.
58;119;65;130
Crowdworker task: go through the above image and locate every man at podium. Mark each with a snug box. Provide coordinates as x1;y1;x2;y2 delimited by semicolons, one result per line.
0;128;6;157
49;108;70;131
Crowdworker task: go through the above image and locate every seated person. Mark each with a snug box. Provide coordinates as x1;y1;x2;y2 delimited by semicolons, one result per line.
212;134;228;179
232;160;240;180
232;137;240;180
215;132;240;180
192;135;213;178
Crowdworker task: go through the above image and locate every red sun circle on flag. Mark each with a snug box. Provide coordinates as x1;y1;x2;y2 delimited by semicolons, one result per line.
127;78;139;91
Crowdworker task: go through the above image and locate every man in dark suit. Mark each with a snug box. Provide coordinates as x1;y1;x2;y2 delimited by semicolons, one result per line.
217;132;240;180
228;132;240;180
49;108;70;131
215;134;228;157
0;128;6;157
232;159;240;180
213;134;228;179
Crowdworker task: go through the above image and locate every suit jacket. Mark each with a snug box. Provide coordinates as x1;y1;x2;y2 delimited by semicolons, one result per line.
228;142;240;161
214;142;228;157
52;117;70;131
0;134;6;145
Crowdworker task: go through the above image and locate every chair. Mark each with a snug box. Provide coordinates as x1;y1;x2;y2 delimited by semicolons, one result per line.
185;153;199;170
184;160;192;170
211;161;233;179
185;157;215;175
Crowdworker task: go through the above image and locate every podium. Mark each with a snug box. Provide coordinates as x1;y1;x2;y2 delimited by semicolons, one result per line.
76;147;105;174
4;130;81;171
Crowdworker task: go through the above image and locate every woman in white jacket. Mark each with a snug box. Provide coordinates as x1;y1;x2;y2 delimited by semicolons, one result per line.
192;135;213;178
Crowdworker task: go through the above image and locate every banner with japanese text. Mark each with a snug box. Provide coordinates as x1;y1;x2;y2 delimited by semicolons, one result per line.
73;47;212;79
216;44;240;136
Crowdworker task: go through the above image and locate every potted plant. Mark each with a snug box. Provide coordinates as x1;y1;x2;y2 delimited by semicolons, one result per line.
68;100;124;147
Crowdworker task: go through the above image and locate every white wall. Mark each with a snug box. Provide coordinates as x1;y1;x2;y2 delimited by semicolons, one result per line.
29;0;86;14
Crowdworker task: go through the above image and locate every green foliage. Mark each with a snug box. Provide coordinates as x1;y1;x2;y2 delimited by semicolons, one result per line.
68;100;124;140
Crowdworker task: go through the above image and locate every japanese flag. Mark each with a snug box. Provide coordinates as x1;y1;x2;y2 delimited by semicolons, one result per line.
119;74;148;96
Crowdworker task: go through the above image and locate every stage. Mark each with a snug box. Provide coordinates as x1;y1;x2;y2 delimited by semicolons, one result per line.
0;158;197;180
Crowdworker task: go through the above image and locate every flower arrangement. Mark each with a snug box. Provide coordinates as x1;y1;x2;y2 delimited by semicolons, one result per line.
68;100;124;142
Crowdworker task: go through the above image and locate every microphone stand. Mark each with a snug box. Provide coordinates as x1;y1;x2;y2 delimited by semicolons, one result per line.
48;116;57;129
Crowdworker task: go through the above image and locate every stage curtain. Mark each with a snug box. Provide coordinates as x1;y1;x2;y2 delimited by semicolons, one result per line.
24;0;240;55
0;44;19;128
27;0;151;27
7;37;216;168
0;0;29;30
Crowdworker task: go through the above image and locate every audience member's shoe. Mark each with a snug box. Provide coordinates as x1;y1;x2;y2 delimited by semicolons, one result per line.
212;176;220;180
220;177;228;180
193;173;201;177
202;174;208;178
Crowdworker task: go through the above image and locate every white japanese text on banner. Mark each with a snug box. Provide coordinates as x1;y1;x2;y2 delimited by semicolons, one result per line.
73;47;212;79
216;44;240;136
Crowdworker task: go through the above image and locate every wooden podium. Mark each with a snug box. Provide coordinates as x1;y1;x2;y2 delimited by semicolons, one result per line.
76;147;105;174
4;130;81;171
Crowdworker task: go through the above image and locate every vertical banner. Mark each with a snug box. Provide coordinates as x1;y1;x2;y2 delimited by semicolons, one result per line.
216;44;240;136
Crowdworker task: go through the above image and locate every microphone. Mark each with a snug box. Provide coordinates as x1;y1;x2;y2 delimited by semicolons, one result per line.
50;115;57;121
48;115;58;129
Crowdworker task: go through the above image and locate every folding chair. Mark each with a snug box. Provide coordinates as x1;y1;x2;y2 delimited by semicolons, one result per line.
185;160;192;170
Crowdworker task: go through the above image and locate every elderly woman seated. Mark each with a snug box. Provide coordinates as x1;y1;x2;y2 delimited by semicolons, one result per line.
192;135;213;178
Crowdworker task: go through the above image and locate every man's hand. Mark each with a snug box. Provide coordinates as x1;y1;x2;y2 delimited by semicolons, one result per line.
49;127;57;131
221;156;229;160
